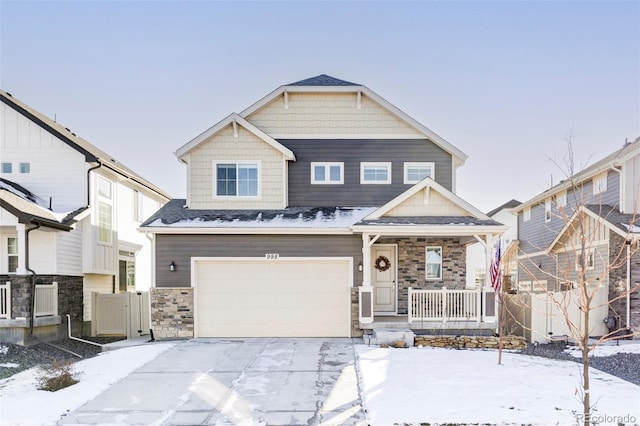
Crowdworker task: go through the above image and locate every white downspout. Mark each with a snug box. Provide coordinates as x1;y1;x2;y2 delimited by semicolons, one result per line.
626;242;631;328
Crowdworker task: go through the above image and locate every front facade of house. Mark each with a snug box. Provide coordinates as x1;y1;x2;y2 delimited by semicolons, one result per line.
514;139;640;335
0;91;170;343
141;75;506;339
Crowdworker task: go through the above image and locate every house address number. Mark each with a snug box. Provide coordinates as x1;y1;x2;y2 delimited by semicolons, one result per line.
265;253;280;260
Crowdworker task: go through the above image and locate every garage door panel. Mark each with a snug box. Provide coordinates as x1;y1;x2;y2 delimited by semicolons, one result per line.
195;259;351;337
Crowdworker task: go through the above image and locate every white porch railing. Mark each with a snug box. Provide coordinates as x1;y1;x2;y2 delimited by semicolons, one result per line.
408;287;480;322
0;281;10;319
35;282;58;317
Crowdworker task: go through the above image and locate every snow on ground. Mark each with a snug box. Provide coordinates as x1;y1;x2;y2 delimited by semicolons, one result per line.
357;345;640;425
0;343;175;426
564;340;640;358
1;341;639;425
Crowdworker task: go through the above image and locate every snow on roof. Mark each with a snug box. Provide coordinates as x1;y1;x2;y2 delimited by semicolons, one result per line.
143;201;377;229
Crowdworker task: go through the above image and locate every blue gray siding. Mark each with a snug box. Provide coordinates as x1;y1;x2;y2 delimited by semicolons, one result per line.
518;170;620;255
155;234;362;288
279;139;453;207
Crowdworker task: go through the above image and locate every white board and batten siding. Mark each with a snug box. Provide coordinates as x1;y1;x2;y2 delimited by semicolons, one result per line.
193;257;353;338
1;102;87;212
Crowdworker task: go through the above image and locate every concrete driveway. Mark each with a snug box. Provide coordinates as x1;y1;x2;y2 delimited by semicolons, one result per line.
58;338;367;425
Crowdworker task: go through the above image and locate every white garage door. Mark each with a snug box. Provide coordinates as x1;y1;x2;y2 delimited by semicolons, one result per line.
194;258;352;337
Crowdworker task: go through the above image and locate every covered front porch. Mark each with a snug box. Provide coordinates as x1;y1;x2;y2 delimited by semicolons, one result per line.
350;178;507;334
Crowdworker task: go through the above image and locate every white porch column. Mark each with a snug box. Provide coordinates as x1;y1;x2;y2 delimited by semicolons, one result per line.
359;233;377;324
16;223;28;275
362;233;371;287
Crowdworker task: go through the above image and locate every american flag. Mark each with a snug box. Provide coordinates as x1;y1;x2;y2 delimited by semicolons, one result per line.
490;239;501;292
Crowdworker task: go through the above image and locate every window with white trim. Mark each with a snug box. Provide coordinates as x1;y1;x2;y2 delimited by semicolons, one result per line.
97;176;113;244
19;163;30;174
1;163;12;174
593;172;607;195
403;162;435;184
523;207;531;222
361;162;391;184
7;237;18;273
425;246;442;280
133;190;144;222
575;248;595;271
215;162;259;197
544;198;552;222
555;191;567;209
311;162;343;184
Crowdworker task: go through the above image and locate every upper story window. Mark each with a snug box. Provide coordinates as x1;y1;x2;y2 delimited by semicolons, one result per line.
7;237;18;273
425;246;442;280
215;162;259;197
361;162;391;184
575;248;595;271
523;207;531;222
544;198;552;223
19;163;30;174
593;172;607;195
1;163;12;174
98;176;112;199
404;162;435;184
555;191;567;209
97;176;113;244
311;162;343;184
133;190;144;222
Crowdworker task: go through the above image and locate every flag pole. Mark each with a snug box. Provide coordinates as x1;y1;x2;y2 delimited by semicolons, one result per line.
490;239;503;365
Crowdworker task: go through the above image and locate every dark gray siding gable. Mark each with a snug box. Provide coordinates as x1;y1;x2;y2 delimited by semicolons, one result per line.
155;234;362;288
279;139;453;207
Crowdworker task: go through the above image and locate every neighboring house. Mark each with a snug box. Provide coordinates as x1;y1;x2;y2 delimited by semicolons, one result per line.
466;199;520;290
513;138;640;334
0;90;171;344
141;75;507;339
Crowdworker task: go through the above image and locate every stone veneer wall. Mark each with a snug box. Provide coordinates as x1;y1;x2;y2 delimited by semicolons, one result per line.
150;288;194;339
0;275;82;322
378;237;466;314
414;334;527;350
351;287;362;337
608;234;640;330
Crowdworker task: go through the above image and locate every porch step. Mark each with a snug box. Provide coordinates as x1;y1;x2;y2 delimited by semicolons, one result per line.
368;328;415;348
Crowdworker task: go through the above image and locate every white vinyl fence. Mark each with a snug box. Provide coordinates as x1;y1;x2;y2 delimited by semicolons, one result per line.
91;292;150;338
506;287;609;343
0;282;10;319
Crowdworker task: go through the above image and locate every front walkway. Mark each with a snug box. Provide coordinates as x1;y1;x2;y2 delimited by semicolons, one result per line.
58;338;366;426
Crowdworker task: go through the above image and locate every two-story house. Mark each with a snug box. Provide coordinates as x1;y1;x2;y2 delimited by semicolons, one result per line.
141;75;507;339
513;138;640;335
0;90;171;344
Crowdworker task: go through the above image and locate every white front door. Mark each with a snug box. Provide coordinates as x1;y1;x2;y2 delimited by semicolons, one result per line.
372;245;396;313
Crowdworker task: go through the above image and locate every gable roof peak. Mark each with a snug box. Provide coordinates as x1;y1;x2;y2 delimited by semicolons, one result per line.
287;74;360;87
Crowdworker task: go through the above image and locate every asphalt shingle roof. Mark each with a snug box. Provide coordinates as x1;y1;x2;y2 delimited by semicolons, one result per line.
585;204;639;235
486;199;521;218
355;216;504;227
287;74;359;87
141;199;375;228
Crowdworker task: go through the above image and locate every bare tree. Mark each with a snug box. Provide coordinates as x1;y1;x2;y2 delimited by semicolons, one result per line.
505;138;639;426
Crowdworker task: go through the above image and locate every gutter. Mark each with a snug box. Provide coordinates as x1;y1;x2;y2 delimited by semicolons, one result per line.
86;162;102;206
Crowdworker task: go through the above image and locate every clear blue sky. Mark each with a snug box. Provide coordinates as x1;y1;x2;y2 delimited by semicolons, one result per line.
1;1;638;212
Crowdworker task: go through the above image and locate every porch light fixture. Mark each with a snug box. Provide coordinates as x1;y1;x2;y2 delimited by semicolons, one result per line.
169;262;176;272
358;261;363;272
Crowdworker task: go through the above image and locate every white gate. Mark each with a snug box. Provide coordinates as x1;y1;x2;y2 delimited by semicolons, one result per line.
527;287;608;343
91;292;150;338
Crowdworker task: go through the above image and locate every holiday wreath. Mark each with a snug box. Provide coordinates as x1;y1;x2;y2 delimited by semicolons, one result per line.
374;255;391;272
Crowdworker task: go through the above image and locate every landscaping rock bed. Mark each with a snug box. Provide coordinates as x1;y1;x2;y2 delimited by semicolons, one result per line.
0;336;125;381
